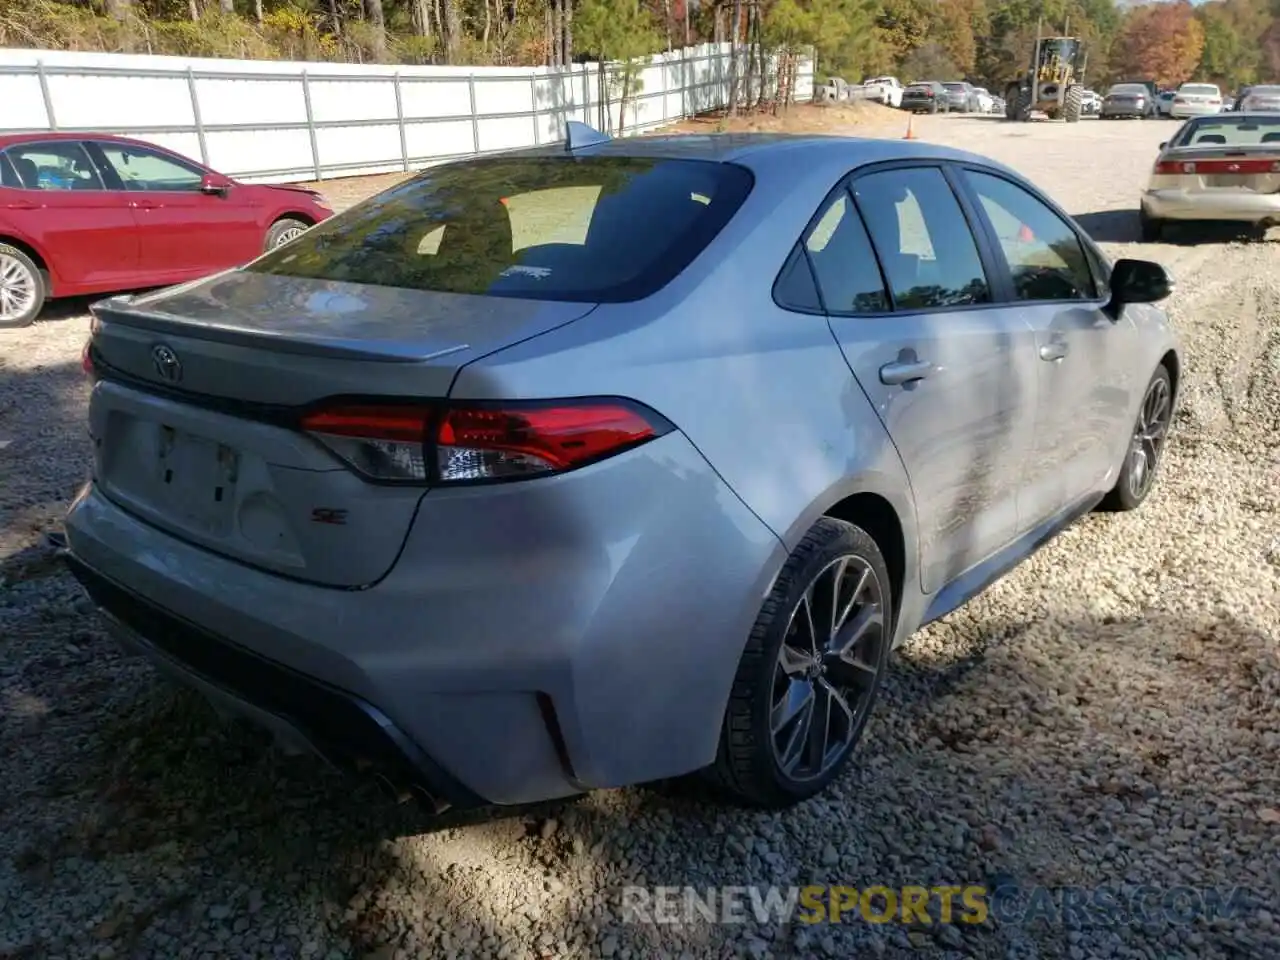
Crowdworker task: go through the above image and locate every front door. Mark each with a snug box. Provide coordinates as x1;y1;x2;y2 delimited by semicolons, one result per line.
812;164;1040;594
954;166;1138;527
86;140;264;280
1;140;139;293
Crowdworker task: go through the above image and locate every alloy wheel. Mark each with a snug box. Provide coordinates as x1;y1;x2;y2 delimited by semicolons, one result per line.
1127;374;1172;500
274;226;306;246
770;555;886;782
0;253;37;324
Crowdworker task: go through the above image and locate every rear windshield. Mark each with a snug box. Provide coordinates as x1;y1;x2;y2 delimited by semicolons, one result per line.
905;84;932;92
1173;116;1280;148
1180;85;1220;97
1109;85;1147;96
249;156;753;303
943;83;965;91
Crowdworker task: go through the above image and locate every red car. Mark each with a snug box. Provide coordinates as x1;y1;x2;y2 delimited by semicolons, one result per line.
0;132;333;328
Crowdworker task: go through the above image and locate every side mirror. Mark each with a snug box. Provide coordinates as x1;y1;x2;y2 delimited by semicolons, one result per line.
1158;141;1167;150
1108;257;1173;312
199;173;230;198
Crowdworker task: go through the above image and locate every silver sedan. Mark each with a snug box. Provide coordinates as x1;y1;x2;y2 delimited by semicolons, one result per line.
1141;112;1280;241
66;125;1181;811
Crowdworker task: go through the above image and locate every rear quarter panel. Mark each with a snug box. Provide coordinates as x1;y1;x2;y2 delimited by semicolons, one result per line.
449;148;923;634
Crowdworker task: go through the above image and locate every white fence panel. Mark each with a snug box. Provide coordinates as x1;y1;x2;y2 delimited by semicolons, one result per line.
0;44;814;184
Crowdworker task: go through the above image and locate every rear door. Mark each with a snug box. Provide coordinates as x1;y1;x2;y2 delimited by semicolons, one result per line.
1;140;138;292
814;163;1040;594
954;165;1136;527
85;140;264;279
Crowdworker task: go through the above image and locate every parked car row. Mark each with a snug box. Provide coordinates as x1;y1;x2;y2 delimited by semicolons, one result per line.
0;132;332;327
898;79;1003;115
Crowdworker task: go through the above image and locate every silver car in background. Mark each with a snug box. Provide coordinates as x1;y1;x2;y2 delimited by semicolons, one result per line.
1141;113;1280;241
1239;85;1280;112
66;126;1181;812
1102;83;1152;119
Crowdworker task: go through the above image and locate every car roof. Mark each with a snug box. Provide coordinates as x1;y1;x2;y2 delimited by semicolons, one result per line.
0;130;171;152
509;132;1029;189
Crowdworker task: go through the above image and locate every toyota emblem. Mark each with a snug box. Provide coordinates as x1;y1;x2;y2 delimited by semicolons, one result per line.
151;344;182;383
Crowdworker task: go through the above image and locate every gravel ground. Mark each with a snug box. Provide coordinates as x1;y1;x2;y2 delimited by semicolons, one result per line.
2;113;1278;960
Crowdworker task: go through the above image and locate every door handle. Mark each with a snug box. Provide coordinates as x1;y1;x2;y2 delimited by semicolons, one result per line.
1039;341;1069;361
879;359;933;386
129;200;159;210
4;201;40;211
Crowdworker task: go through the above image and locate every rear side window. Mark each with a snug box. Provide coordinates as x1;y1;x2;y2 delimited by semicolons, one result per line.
852;167;990;310
250;156;754;303
801;190;888;314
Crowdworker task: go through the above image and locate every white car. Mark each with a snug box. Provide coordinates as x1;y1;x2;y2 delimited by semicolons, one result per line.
1170;83;1224;119
1156;91;1177;117
862;76;903;108
972;87;995;113
1240;85;1280;112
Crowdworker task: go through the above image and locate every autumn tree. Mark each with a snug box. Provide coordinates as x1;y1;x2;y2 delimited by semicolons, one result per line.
1112;1;1205;87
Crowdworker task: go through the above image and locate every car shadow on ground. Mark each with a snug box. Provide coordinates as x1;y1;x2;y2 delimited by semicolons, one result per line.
1074;209;1278;246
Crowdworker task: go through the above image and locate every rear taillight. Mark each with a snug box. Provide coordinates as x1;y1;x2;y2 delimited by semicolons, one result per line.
1155;158;1280;175
299;398;672;485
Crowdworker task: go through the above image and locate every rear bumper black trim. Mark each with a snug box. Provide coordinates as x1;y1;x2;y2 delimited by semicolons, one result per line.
64;553;485;813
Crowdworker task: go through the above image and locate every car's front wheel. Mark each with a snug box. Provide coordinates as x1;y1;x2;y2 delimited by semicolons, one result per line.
0;243;46;329
705;517;893;808
265;218;311;251
1100;364;1173;512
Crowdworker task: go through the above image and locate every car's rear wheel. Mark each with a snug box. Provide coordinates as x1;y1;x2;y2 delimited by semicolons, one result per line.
0;243;46;329
705;517;892;808
1138;208;1165;242
266;218;310;251
1100;364;1173;512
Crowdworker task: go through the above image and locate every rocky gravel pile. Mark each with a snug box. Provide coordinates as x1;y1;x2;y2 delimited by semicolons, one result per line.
1;116;1277;960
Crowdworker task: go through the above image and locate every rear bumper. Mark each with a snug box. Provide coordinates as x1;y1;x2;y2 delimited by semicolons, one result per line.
1101;105;1145;117
66;555;483;813
1170;105;1221;118
1143;188;1280;222
64;430;785;806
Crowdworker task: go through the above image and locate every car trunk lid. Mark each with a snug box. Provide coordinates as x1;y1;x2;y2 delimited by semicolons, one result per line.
86;270;597;588
1155;147;1280;194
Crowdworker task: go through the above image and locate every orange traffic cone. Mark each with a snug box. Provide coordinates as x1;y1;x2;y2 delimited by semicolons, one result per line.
904;114;917;140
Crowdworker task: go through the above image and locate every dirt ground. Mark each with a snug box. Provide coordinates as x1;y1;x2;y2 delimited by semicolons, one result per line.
1;110;1277;960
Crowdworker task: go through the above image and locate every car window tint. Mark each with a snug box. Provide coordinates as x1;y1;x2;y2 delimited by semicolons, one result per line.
964;170;1095;301
774;243;822;312
95;144;204;192
249;156;753;303
5;142;103;191
852;167;990;310
802;190;888;314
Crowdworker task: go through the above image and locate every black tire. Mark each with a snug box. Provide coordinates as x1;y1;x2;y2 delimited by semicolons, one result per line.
1099;365;1174;512
1015;86;1033;121
0;242;47;329
1063;85;1083;123
264;217;311;252
929;101;938;114
703;517;894;808
1138;207;1165;243
1004;83;1022;120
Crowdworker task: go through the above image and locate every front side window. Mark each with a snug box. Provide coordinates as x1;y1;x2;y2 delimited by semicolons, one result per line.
94;143;205;192
250;156;754;303
4;142;102;191
962;170;1095;302
852;167;990;310
800;190;888;314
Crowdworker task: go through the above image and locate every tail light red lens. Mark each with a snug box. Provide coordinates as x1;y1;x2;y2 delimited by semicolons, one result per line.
1155;158;1280;175
299;398;672;484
